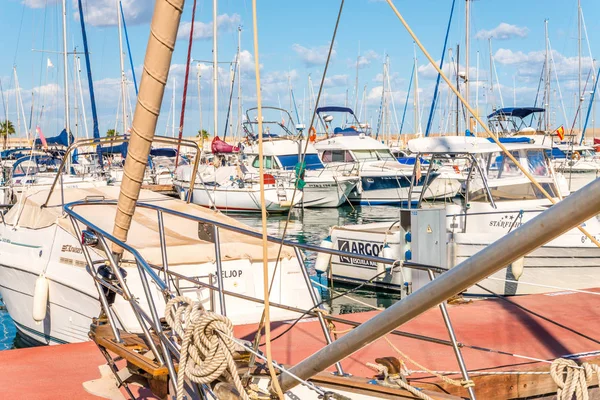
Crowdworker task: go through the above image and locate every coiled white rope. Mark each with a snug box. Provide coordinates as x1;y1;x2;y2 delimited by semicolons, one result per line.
165;296;250;400
551;358;600;400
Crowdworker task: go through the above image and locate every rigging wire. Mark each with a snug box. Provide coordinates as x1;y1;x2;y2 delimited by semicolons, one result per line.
175;0;198;168
246;0;346;386
251;0;284;397
384;0;600;248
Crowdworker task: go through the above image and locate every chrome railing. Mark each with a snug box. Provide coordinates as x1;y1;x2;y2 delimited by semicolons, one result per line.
64;198;452;398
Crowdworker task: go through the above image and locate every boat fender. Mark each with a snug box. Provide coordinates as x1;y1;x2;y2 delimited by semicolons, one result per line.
32;275;49;324
572;151;581;161
379;244;395;274
511;257;524;280
314;236;334;273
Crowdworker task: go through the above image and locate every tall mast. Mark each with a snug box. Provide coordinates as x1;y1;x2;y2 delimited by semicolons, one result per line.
456;44;460;136
475;50;479;123
61;0;70;143
197;63;202;139
413;46;421;136
237;26;242;141
117;0;127;135
172;78;176;137
353;43;360;113
578;0;582;135
464;0;470;106
545;19;550;132
488;38;494;111
212;0;218;139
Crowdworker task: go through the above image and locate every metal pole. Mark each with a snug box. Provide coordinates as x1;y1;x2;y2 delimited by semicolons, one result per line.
213;226;227;316
156;210;171;291
427;269;475;399
117;0;127;136
61;0;70;143
278;177;600;392
97;234;165;364
70;217;122;343
212;0;218;139
293;247;345;376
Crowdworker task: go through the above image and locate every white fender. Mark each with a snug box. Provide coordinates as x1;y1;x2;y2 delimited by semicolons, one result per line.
32;275;49;323
314;236;334;273
511;257;524;280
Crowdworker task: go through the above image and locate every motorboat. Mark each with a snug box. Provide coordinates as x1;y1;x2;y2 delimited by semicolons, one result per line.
322;136;600;295
0;186;315;345
242;107;359;207
174;162;302;213
314;106;460;205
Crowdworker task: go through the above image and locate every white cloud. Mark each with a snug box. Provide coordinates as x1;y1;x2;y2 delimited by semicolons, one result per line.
177;14;241;41
23;0;58;8
292;43;336;67
74;0;154;27
493;48;593;80
323;74;348;88
475;23;529;40
350;49;381;69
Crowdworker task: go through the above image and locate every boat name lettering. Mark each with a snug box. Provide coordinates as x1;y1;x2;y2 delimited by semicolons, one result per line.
217;270;243;279
61;245;83;254
337;239;382;267
489;215;523;229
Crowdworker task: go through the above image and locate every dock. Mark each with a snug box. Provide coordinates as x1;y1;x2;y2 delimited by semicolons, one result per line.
1;288;598;399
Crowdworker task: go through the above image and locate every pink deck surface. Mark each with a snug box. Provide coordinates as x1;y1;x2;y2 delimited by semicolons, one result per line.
1;289;598;398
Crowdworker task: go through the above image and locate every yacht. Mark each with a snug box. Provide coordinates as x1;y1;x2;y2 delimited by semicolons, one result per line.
314;107;460;205
321;136;600;295
0;186;315;345
242;107;359;208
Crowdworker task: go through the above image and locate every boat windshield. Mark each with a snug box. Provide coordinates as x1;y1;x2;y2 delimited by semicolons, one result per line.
352;149;395;161
252;155;279;169
486;151;523;179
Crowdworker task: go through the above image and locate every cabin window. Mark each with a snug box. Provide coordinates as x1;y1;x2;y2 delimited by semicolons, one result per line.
353;149;395;161
470;182;559;202
251;156;278;169
526;150;549;177
487;151;522;179
321;150;353;163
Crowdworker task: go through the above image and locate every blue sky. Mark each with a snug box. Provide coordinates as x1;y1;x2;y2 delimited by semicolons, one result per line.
2;0;599;140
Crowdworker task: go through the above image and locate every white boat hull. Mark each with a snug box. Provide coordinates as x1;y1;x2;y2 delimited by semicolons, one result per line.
176;181;302;212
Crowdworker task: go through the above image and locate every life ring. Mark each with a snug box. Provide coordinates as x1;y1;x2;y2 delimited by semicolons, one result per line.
572;151;581;161
309;126;317;142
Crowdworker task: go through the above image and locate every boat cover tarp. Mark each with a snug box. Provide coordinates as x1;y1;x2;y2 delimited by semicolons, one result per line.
211;136;240;153
100;143;128;156
333;127;361;136
486;137;533;144
487;107;545;119
4;186;294;263
34;129;74;147
150;148;178;157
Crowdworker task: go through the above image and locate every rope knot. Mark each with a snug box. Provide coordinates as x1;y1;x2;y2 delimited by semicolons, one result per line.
165;296;250;400
551;358;600;400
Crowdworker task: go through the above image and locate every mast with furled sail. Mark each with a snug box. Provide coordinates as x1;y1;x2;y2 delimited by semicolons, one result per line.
111;0;185;254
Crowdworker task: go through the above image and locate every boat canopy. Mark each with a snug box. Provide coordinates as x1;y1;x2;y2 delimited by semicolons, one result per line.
277;154;324;170
487;107;545;119
4;186;295;264
316;106;356;115
408;136;550;155
150;148;178;158
34;129;74;147
100;143;128;156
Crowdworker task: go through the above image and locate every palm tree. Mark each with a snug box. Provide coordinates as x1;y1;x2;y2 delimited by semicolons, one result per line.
106;128;119;137
197;129;209;146
0;120;15;149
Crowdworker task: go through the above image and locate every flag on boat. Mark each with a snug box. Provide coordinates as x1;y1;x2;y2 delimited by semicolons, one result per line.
47;58;54;68
36;126;47;149
556;125;565;140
